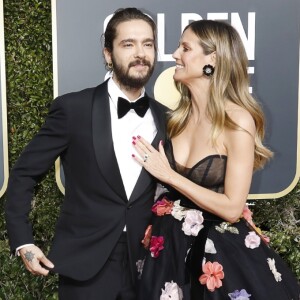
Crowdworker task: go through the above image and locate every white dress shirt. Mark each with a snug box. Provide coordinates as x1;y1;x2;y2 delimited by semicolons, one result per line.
108;78;157;199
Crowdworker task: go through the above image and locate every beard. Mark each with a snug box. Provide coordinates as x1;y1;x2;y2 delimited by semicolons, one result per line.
111;55;155;90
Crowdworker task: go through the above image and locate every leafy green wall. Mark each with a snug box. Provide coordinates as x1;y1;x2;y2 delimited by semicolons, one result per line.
0;1;299;299
1;1;60;299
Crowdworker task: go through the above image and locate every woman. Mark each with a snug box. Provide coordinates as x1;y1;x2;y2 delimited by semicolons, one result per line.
132;20;300;299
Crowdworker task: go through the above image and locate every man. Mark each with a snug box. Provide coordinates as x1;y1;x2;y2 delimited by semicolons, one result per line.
5;8;167;299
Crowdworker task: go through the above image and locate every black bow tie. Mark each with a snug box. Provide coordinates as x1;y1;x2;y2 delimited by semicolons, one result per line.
117;96;149;119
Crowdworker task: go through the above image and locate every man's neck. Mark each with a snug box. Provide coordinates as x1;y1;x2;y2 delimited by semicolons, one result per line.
112;76;143;101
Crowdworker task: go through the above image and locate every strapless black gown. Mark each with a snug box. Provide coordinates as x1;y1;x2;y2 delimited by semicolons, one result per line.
136;141;300;300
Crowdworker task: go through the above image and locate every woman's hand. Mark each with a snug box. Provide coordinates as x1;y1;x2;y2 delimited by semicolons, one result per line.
132;136;174;184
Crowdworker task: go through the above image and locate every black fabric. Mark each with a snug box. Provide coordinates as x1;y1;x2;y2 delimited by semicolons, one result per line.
117;96;149;119
5;80;168;284
137;139;300;300
59;233;136;300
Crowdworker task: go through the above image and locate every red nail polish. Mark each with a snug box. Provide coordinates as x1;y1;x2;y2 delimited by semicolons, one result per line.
132;154;135;157
132;136;136;140
132;141;136;145
137;135;141;139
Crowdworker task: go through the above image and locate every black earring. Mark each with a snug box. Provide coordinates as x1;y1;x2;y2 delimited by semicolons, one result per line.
203;64;215;76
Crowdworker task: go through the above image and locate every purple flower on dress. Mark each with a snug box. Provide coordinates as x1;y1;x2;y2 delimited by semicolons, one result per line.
182;210;204;236
228;289;252;299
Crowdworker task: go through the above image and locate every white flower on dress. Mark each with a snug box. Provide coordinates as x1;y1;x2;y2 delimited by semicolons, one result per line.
244;232;261;249
160;281;183;300
154;183;169;200
267;258;282;282
205;238;217;254
171;200;188;221
136;259;145;279
182;210;204;236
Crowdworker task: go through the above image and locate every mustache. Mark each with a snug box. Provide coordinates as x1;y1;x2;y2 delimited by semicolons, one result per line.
128;59;151;68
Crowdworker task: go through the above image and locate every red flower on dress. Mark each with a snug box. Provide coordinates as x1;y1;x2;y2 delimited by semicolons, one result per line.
199;261;225;292
152;197;174;216
141;225;152;249
150;236;164;258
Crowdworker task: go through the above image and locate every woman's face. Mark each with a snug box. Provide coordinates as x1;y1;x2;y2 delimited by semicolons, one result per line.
172;27;214;85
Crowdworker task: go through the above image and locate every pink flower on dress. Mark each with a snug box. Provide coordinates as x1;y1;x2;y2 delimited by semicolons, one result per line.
152;197;174;216
199;261;225;292
245;231;261;249
261;234;270;244
150;236;164;258
182;210;204;236
141;225;152;249
242;204;254;225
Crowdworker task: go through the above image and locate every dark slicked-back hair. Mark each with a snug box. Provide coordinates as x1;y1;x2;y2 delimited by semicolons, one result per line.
103;7;157;54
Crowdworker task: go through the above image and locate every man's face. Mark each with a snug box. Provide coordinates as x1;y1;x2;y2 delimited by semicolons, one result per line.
105;19;156;89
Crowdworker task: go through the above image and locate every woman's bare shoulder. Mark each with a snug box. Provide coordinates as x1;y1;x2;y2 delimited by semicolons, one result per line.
225;102;255;135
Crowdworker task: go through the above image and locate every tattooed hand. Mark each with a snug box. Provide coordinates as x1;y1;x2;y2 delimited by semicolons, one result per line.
19;245;54;276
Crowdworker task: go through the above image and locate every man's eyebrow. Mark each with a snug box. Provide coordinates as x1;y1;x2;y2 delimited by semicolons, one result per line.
120;38;154;44
120;38;135;44
143;38;155;43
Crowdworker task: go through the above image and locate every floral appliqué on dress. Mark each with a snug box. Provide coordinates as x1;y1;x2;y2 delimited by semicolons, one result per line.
150;236;165;258
228;289;252;299
160;281;183;300
215;222;239;234
245;231;261;249
136;259;145;279
267;258;282;282
199;261;225;292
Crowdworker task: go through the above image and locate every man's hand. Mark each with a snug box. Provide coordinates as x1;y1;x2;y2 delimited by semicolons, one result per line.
19;245;54;276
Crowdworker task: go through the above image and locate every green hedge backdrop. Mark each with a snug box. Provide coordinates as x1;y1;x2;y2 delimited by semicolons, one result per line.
0;1;299;299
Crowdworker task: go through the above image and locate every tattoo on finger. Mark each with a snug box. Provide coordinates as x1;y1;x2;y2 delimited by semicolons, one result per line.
24;250;35;262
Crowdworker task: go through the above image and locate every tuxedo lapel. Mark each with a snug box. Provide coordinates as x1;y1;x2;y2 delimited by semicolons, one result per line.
92;81;127;201
129;98;167;203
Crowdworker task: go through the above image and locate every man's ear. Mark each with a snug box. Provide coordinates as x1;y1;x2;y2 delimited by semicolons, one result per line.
103;47;112;64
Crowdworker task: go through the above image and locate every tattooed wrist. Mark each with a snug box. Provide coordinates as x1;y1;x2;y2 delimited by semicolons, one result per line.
24;250;35;262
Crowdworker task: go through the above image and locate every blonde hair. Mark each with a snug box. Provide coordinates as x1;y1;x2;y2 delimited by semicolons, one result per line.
168;20;272;170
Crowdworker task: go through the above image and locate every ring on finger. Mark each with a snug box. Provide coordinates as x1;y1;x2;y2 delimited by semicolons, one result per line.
143;153;149;162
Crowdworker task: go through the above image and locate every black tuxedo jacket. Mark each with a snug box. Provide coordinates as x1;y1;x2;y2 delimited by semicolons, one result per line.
5;80;167;281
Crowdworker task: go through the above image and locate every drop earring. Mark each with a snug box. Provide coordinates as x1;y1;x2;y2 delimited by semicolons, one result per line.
203;64;215;76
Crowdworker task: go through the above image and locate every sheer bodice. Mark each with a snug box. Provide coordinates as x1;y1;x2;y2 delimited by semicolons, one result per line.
164;141;227;210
